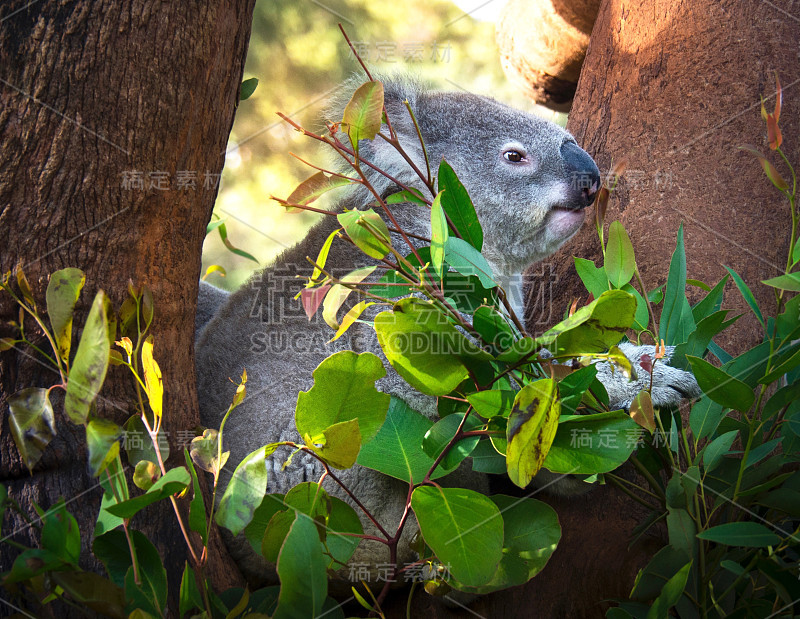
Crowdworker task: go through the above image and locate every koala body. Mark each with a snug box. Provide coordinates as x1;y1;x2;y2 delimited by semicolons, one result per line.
195;77;699;586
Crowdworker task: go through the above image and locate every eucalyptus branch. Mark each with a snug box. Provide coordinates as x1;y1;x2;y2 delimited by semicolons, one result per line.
298;445;392;540
6;289;67;384
495;286;528;336
376;131;435;197
402;100;433;190
422;409;474;485
605;474;660;510
288;152;361;182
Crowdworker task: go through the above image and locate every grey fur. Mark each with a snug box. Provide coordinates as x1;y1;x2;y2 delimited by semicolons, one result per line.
194;77;699;588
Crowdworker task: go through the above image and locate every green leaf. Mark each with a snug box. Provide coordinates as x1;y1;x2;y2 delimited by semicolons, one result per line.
411;486;503;587
50;571;126;618
759;345;800;384
357;397;447;483
86;419;123;477
646;561;692;619
689;397;726;443
244;494;285;555
558;365;598;416
422;413;481;470
41;499;80;565
686;355;755;411
466;389;516;418
180;562;204;616
215;444;277;535
438;159;483;250
691;275;729;322
184;449;207;545
574;257;609;298
7;387;56;472
217;221;259;263
105;467;190;518
386;187;427;206
94;461;128;537
306;418;361;469
189;428;227;478
374;298;479;396
667;508;696;557
367;269;416;298
295;351;390;444
621;283;650;331
310;229;339;284
3;548;64;584
430;192;448;280
725;266;765;327
225;587;251;619
758;488;800;515
325;496;364;569
132;460;160;491
506;379;560;488
535;289;637;356
239;77;258;100
470;439;507;474
123;531;167;616
93;529;133;587
631;546;693;602
444;237;496;288
65;291;111;424
273;513;328;619
605;221;636;288
630;389;655;433
697;522;781;547
660;224;695;346
342;80;384;151
472;305;516;355
671;310;738;369
46;267;85;362
544;411;639;474
703;430;738;472
448;495;560;594
261;509;297;563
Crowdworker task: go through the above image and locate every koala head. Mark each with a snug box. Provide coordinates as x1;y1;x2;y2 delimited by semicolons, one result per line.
329;75;600;280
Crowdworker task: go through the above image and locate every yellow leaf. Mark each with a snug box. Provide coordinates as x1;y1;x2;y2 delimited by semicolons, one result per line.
116;337;133;358
329;301;375;342
141;336;163;421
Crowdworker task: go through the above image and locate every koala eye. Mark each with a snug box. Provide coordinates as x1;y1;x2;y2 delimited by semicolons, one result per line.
503;149;526;163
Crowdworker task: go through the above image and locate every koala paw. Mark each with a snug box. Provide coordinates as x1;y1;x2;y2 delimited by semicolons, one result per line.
595;342;702;410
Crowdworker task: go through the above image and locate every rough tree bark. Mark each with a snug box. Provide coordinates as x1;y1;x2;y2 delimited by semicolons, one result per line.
0;0;255;613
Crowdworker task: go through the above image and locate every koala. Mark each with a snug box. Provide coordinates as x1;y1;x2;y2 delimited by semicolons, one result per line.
194;76;700;589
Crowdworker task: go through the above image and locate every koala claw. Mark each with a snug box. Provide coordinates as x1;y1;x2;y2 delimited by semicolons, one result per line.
595;342;702;410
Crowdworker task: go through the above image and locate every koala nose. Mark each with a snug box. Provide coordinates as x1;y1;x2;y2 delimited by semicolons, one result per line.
561;141;601;208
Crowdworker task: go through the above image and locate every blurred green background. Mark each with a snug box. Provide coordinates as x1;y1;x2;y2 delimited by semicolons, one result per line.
202;0;565;290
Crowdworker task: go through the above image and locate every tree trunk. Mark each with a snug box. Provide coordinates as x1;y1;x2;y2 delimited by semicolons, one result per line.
497;0;601;111
0;0;255;611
